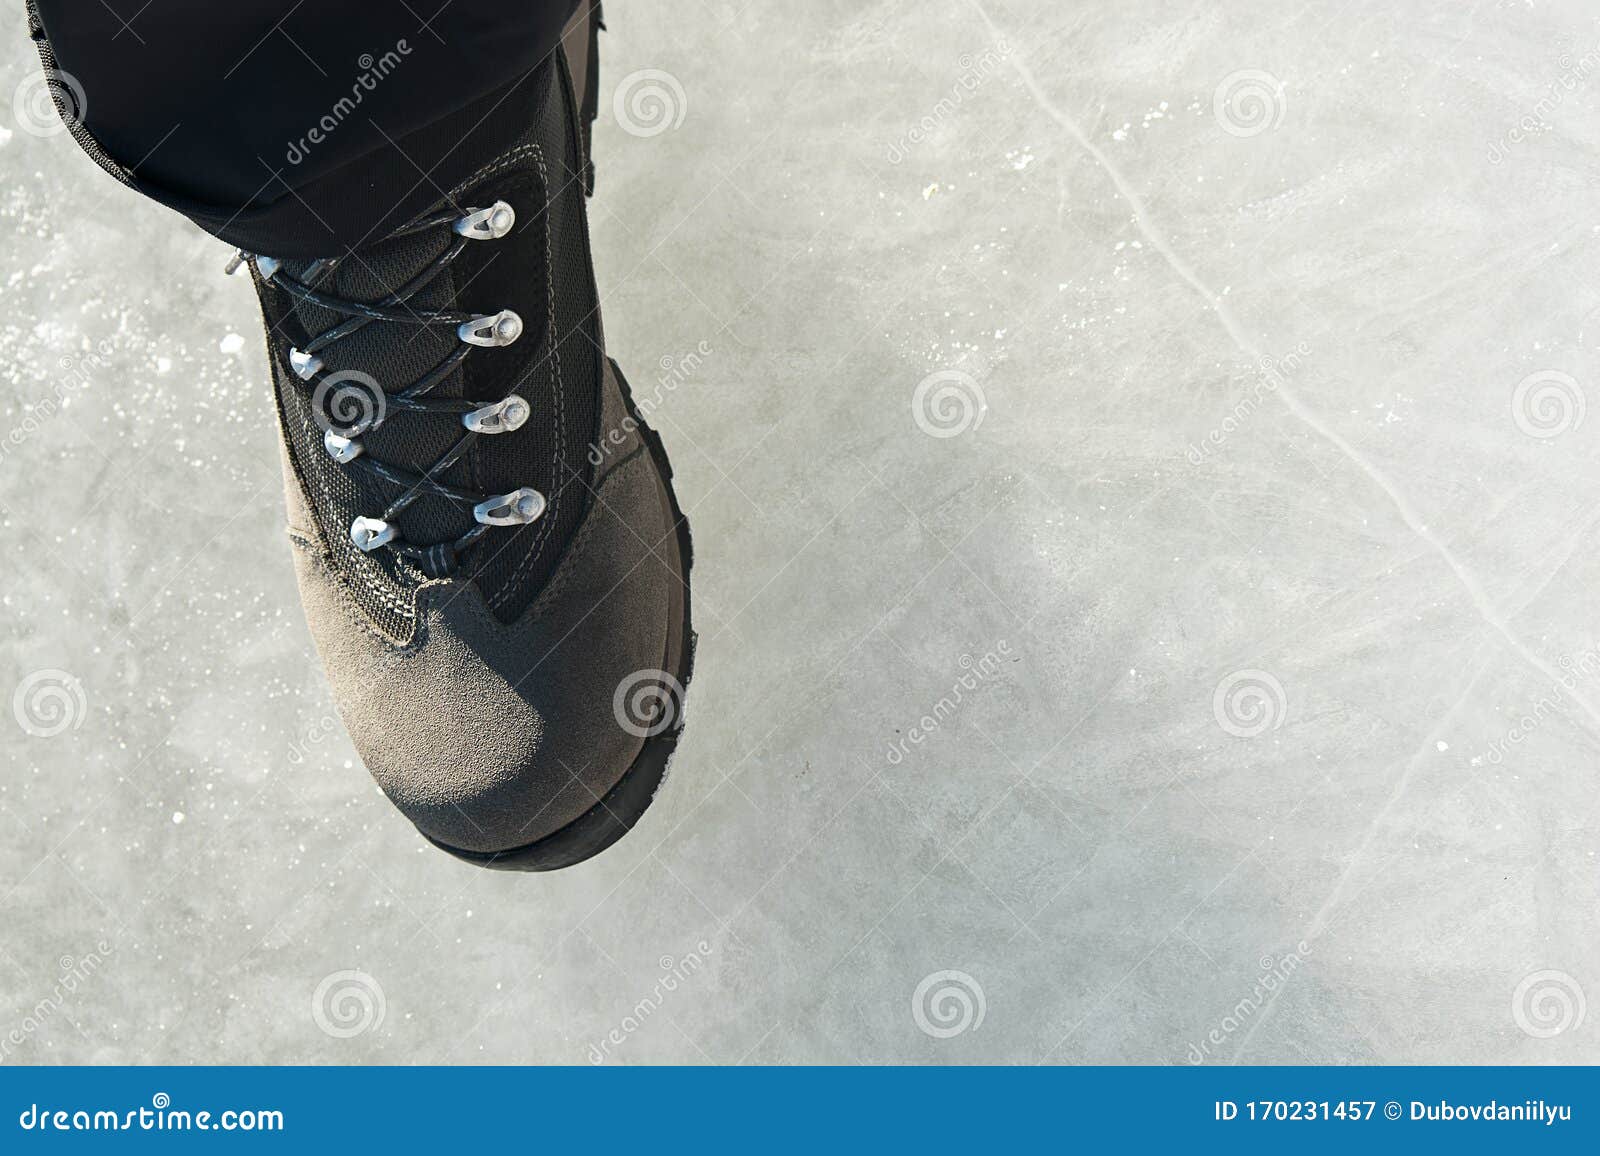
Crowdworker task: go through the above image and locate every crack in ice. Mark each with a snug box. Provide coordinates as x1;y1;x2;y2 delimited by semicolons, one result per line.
967;0;1600;737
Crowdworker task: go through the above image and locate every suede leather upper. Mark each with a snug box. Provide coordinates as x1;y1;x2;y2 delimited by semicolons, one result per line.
262;18;689;857
285;360;681;852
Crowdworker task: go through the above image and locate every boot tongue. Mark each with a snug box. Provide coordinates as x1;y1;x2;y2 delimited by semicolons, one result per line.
277;228;482;554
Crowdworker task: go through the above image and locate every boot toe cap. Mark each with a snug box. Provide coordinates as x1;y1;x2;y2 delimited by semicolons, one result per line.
292;445;686;859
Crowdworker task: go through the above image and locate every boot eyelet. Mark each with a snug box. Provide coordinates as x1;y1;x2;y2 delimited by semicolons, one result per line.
458;310;522;348
454;201;516;241
473;487;546;526
289;348;324;379
463;394;530;434
350;516;399;551
324;430;364;463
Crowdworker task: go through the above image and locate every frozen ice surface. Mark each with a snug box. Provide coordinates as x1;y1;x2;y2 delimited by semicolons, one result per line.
0;0;1597;1063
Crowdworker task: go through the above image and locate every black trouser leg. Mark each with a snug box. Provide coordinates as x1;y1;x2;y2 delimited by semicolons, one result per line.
26;0;583;256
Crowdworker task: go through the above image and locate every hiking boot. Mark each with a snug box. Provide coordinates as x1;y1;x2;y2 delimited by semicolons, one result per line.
235;1;693;869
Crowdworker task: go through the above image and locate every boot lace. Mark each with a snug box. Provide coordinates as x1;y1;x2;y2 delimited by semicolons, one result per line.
227;201;543;578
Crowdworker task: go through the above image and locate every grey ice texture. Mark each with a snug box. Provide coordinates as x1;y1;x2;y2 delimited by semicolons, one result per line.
1;0;1598;1064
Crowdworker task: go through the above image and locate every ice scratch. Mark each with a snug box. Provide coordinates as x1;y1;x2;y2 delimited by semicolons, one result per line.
966;0;1600;738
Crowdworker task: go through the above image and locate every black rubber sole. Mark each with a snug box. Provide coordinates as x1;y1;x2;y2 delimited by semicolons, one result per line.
427;359;695;872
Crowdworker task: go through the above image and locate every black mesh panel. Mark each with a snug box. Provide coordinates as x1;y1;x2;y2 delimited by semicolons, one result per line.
259;53;602;641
